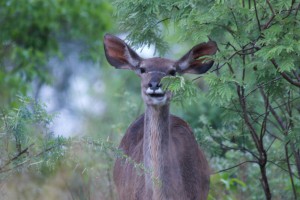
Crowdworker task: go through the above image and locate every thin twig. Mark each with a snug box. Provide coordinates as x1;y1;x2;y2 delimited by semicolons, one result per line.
266;138;276;152
262;15;275;30
0;143;34;171
243;77;282;100
154;18;170;26
285;143;297;199
296;3;300;17
253;0;262;31
0;144;63;174
272;97;300;111
271;59;300;88
283;0;296;19
292;70;300;81
268;160;300;179
266;0;275;15
213;160;257;174
259;92;269;140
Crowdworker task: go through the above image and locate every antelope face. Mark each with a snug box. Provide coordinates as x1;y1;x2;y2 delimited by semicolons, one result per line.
139;58;177;106
103;34;217;106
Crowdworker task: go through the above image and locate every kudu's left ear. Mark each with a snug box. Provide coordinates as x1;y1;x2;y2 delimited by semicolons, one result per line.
176;41;217;74
103;34;142;70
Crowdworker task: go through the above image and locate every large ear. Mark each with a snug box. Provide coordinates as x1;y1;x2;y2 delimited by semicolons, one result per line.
103;34;142;70
175;41;217;74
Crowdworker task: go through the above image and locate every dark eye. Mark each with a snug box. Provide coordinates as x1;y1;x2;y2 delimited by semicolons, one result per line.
169;69;176;76
140;68;146;74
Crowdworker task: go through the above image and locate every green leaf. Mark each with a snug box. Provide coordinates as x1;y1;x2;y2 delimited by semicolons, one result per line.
161;75;199;103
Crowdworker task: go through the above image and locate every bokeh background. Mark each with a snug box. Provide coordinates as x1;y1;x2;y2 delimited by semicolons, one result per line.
0;0;300;199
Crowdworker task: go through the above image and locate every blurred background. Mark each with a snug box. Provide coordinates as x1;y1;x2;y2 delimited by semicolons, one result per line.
0;0;299;199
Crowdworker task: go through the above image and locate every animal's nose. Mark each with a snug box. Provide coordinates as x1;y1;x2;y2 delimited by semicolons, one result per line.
148;82;162;91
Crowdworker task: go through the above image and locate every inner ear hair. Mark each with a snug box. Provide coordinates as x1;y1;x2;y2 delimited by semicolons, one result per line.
176;41;217;74
104;34;142;70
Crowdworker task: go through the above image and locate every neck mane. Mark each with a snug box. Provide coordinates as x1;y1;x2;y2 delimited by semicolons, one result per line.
143;104;183;199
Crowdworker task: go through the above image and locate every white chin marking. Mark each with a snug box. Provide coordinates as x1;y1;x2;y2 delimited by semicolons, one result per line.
146;88;153;94
151;96;167;105
156;88;164;94
146;87;164;94
145;87;167;105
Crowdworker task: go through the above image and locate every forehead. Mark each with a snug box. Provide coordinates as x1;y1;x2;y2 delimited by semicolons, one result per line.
140;57;175;71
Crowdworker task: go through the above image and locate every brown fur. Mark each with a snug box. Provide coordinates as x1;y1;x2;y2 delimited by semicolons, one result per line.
103;34;217;200
113;113;210;200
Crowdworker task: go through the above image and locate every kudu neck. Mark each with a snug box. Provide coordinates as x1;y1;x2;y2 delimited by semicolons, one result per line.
144;104;170;143
143;104;171;198
145;104;170;122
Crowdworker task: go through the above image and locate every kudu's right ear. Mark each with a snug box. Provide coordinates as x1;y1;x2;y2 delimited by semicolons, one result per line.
104;34;142;70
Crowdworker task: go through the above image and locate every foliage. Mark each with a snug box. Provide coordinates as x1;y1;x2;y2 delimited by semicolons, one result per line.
209;172;246;200
0;68;144;199
1;0;300;199
0;0;118;198
113;0;300;199
0;0;113;106
0;95;130;199
161;75;200;104
0;96;67;177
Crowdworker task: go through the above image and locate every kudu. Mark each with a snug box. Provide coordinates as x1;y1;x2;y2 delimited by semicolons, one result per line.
104;34;217;200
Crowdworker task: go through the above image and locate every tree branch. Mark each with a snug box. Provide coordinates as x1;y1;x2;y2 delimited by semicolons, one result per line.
271;59;300;88
253;0;262;31
213;160;257;174
268;160;300;179
285;143;298;199
0;143;34;171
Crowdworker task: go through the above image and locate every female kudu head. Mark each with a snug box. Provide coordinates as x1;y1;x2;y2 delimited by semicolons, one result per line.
104;34;217;106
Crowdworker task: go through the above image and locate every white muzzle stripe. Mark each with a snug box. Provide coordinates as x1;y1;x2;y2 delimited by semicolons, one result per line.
146;87;164;94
